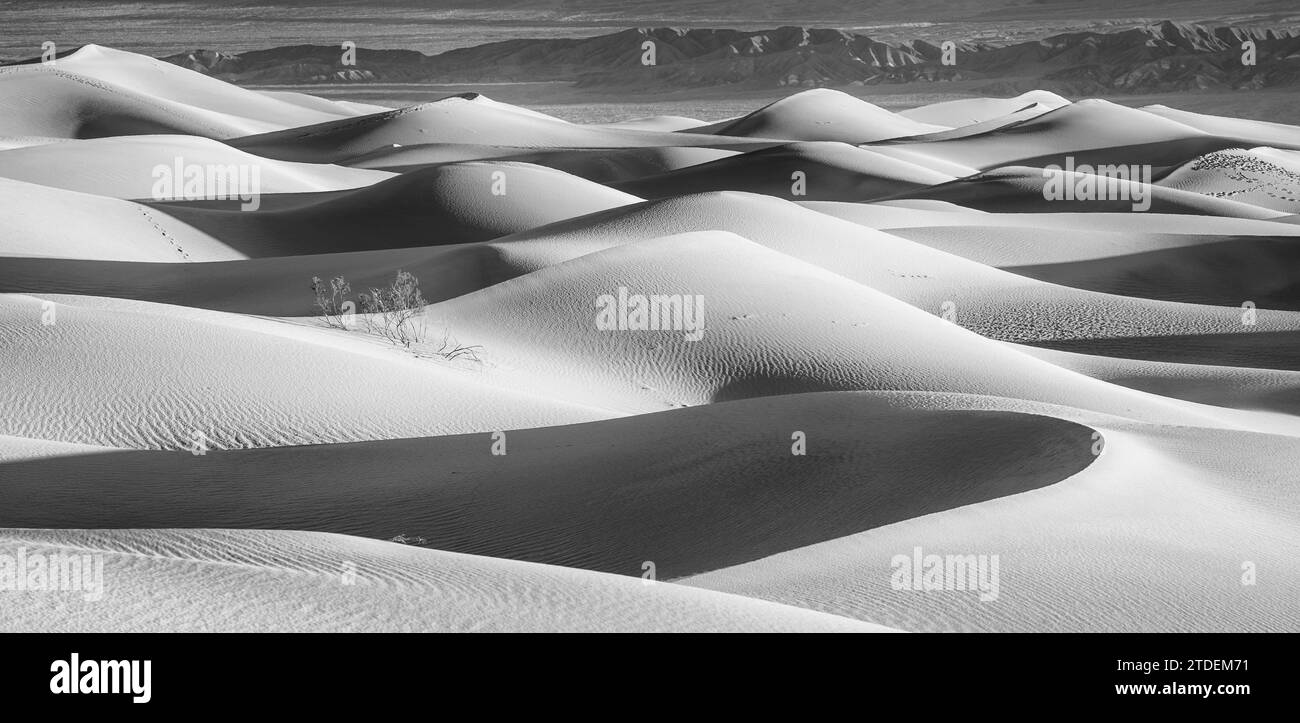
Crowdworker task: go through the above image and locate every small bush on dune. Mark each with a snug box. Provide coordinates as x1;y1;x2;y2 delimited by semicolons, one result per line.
311;270;481;361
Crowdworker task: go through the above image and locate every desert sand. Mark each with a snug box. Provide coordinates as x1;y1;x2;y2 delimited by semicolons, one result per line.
1;45;1297;632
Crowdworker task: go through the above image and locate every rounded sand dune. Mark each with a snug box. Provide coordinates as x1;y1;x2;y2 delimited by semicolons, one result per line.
0;45;356;139
0;134;393;198
694;88;948;142
143;161;643;256
0;393;1099;579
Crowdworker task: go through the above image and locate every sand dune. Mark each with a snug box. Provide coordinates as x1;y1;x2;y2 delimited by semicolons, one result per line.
2;45;1299;632
897;91;1071;126
0;529;887;632
869;219;1300;312
596;115;711;132
897;165;1287;217
1140;105;1300;149
1002;237;1300;310
0;292;615;449
430;232;1300;429
613;141;954;201
142;161;643;256
0;245;494;313
230;93;773;163
886;100;1227;171
256;89;391;117
682;393;1300;632
40;46;369;126
887;222;1226;264
487;194;1300;360
808;200;1300;236
6;230;1285;453
1;159;639;261
691;88;949;142
0;177;237;262
343;142;742;184
0;134;393;198
1017;346;1300;417
0;393;1097;579
1156;147;1300;214
0;45;356;139
883;103;1063;144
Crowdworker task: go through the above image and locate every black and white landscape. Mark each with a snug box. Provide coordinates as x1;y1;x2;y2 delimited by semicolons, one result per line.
1;1;1298;633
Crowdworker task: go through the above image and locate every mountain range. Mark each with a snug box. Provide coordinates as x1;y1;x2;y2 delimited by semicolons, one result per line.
139;22;1300;94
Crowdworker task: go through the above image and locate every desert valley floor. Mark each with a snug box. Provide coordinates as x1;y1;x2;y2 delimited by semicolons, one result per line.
1;45;1298;632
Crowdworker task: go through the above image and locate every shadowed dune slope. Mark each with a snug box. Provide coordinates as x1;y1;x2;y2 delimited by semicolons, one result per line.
612;141;954;201
0;393;1098;579
142;161;642;256
344;142;742;183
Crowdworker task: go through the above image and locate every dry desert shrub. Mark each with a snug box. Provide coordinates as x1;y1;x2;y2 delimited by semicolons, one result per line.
310;275;353;329
312;270;482;360
359;270;426;348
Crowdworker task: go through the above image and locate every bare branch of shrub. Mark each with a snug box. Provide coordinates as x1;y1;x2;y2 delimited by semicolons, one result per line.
359;270;427;348
311;275;352;329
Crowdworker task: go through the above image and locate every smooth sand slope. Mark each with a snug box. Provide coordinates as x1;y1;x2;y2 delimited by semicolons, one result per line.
0;292;616;449
0;177;238;261
1017;346;1300;417
897;91;1071;126
0;529;887;632
0;45;364;139
0;134;393;198
1140;104;1300;149
690;88;949;142
596;115;711;132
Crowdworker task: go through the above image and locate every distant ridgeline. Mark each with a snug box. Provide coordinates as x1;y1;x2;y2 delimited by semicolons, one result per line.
156;22;1300;93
